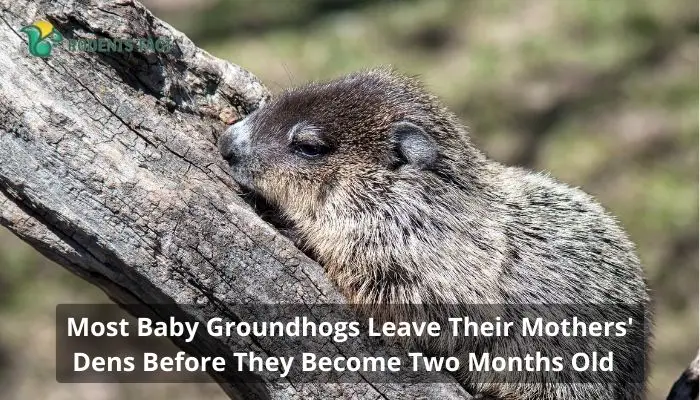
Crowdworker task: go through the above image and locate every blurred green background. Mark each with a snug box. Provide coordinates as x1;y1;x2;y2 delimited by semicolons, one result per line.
0;0;697;399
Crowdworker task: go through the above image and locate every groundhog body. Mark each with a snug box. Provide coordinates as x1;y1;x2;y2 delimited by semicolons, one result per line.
667;354;699;400
218;69;650;399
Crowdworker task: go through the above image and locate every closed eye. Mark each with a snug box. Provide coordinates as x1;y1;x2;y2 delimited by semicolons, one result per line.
288;122;331;159
292;141;330;159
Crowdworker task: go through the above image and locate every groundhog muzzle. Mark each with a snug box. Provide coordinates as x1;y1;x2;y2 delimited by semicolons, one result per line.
218;68;651;400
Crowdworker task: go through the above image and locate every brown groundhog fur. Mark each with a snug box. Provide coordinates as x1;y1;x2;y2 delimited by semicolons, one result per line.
667;353;699;400
218;68;651;399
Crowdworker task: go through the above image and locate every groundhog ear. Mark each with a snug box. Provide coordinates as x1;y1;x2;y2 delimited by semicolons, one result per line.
390;121;438;169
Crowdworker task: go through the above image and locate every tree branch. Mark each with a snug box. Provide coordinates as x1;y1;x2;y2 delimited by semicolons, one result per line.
0;0;471;398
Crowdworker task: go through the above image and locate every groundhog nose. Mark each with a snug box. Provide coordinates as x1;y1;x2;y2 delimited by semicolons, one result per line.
219;120;251;164
218;128;238;164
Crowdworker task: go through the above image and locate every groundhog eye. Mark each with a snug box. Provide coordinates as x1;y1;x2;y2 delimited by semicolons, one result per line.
292;142;329;159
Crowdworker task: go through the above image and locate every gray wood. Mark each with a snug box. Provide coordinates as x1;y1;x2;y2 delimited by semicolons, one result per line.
0;0;471;399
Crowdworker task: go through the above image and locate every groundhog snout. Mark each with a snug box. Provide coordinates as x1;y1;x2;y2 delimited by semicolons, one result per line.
218;118;252;165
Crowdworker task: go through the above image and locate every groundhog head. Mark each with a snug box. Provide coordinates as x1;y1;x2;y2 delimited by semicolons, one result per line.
218;69;483;228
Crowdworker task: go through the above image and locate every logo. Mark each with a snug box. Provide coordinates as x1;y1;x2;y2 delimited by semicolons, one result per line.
20;20;63;58
19;19;173;58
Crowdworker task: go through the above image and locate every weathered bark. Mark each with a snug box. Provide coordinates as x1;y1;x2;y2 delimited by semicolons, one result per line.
0;1;471;399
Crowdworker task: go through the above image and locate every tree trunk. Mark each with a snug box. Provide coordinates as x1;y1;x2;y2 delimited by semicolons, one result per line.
0;1;471;398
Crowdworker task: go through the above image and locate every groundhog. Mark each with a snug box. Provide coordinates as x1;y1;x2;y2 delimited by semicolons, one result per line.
667;354;699;400
218;68;651;399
